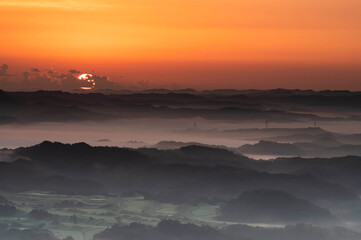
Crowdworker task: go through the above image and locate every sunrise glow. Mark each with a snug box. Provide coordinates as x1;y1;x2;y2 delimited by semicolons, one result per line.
1;0;361;89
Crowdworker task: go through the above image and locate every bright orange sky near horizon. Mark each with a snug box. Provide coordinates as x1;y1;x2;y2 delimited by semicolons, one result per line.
1;0;361;90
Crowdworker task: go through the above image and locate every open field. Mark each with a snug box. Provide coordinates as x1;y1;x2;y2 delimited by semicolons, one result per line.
0;191;284;240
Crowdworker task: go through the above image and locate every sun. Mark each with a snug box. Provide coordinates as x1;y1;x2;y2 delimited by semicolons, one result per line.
78;73;92;80
78;73;95;90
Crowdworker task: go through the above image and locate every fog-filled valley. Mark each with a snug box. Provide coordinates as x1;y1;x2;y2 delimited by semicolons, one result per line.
1;89;361;239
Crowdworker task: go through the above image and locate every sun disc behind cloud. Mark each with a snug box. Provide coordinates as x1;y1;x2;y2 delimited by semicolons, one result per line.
78;73;95;90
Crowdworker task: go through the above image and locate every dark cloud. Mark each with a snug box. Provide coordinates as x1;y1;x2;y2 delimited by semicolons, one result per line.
0;65;119;91
92;75;117;89
61;71;83;90
21;68;59;90
69;69;80;74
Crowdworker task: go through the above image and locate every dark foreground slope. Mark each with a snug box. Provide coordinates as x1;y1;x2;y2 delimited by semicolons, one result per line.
93;220;361;240
218;189;335;224
2;219;360;240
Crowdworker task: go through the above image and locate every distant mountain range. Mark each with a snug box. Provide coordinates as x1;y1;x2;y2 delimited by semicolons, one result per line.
1;89;361;124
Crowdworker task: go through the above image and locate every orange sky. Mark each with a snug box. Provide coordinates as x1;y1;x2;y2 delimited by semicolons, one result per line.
1;0;361;90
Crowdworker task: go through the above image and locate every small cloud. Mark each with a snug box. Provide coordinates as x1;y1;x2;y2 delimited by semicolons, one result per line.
69;69;80;75
0;64;9;77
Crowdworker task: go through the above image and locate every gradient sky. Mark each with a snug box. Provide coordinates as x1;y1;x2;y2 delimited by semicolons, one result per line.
1;0;361;90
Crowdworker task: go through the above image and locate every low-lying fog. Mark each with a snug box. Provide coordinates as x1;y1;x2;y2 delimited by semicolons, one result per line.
1;118;360;151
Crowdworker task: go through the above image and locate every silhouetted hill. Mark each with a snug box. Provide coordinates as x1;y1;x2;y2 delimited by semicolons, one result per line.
11;142;359;205
16;141;151;171
138;145;247;168
238;141;305;156
93;220;229;240
178;145;241;161
218;189;335;224
153;141;216;150
223;223;361;240
224;127;328;138
310;136;342;147
0;159;106;194
93;219;361;240
240;155;361;199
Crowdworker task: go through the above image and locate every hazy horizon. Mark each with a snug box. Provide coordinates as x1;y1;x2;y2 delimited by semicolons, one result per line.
1;62;361;91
